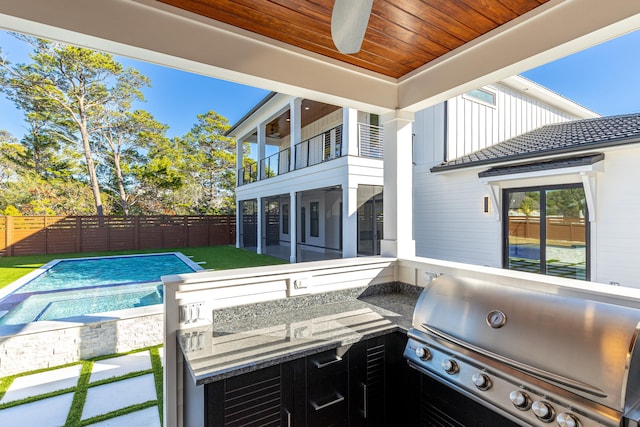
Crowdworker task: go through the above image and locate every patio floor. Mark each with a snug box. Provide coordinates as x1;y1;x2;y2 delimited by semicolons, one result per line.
0;348;163;427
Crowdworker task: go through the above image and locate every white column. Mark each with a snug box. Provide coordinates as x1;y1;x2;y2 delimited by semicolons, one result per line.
380;110;415;258
289;191;297;263
236;134;243;185
290;98;302;171
257;197;263;254
257;123;266;180
236;199;241;249
342;181;358;258
343;107;359;157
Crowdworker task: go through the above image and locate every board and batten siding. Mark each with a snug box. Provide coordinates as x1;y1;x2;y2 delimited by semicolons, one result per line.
446;83;577;161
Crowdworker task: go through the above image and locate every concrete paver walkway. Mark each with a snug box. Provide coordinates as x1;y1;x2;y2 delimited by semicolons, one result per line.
0;348;162;427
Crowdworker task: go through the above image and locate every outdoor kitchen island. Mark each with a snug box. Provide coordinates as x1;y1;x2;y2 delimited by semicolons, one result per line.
165;257;640;427
177;281;423;427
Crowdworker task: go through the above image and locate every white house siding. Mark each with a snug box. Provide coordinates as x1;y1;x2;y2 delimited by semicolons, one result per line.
301;109;342;141
593;146;640;288
446;83;577;161
413;81;600;280
413;164;502;267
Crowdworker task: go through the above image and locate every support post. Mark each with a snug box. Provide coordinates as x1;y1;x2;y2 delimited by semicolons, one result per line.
290;98;302;172
343;107;359;157
257;197;263;254
289;191;297;263
342;182;358;258
257;123;266;180
380;110;415;258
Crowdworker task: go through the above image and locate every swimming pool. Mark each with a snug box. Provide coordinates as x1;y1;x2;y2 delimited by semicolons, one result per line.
0;253;202;326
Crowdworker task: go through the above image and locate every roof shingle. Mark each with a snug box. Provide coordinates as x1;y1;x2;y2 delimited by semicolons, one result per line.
431;113;640;172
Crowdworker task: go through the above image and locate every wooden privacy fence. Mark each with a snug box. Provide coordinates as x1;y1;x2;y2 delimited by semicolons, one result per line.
0;215;236;257
508;216;586;243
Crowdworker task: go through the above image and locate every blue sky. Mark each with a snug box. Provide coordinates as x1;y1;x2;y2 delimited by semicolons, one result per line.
1;28;640;141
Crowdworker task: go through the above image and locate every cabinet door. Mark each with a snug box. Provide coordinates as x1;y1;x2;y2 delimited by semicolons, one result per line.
306;347;349;427
385;332;420;425
205;362;295;427
349;336;386;427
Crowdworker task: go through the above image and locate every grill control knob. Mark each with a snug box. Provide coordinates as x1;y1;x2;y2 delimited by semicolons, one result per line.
509;391;531;410
441;359;459;374
532;401;555;423
471;372;492;390
415;347;432;361
556;412;579;427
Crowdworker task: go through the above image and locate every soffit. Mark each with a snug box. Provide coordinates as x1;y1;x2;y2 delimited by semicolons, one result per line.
157;0;548;79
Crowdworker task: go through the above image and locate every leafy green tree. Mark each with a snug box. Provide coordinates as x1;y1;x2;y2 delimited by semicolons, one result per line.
96;109;167;215
0;34;150;216
182;110;236;214
546;188;585;218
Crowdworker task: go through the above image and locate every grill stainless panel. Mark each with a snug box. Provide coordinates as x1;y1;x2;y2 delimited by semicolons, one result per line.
405;274;640;426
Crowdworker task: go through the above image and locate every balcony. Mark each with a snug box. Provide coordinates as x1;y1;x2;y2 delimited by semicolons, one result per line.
237;123;383;186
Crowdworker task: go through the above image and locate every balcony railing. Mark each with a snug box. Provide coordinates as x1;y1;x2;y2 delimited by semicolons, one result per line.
260;147;291;179
238;122;384;186
358;123;383;159
237;163;257;186
295;125;343;169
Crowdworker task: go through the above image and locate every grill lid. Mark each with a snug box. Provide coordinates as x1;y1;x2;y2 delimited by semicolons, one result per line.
413;275;640;412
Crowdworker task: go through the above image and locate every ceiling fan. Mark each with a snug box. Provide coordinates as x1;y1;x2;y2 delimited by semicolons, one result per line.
331;0;374;54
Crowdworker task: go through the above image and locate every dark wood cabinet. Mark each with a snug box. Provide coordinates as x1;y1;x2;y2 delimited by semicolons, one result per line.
204;332;415;427
205;362;296;427
349;335;386;427
305;347;349;427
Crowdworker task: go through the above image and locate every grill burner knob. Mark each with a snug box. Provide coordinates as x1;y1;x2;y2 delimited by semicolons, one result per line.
556;412;579;427
415;347;432;361
441;359;459;374
471;372;492;390
509;391;531;410
532;401;555;423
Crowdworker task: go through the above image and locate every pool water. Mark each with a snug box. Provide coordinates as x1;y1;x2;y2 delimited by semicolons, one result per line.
0;253;201;326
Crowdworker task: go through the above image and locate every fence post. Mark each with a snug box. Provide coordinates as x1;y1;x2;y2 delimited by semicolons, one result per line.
134;216;140;249
6;216;13;257
227;215;232;245
184;216;189;248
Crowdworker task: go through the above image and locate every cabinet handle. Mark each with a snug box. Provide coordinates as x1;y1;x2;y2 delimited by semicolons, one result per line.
362;382;368;418
312;355;342;369
285;408;292;427
311;393;345;411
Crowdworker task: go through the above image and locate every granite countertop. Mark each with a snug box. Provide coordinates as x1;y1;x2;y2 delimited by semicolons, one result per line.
178;285;420;385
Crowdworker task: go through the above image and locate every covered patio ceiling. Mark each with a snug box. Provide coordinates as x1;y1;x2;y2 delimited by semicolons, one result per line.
0;0;640;114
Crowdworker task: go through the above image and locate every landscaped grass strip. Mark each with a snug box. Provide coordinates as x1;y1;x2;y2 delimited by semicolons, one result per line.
0;375;13;402
150;346;164;424
65;361;93;427
0;386;77;410
78;400;158;426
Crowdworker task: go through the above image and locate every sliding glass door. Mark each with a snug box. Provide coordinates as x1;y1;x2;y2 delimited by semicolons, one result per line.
504;184;588;280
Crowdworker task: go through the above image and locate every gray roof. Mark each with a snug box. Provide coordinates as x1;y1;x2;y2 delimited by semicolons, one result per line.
431;113;640;173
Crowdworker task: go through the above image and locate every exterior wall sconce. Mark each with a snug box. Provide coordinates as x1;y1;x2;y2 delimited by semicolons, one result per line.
483;196;490;213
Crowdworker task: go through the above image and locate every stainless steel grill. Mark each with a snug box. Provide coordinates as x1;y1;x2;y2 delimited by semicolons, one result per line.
404;274;640;426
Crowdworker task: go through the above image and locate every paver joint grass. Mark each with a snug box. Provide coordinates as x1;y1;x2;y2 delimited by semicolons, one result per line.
0;346;165;426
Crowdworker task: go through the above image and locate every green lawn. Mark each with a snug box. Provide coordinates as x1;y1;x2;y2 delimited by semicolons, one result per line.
0;245;287;290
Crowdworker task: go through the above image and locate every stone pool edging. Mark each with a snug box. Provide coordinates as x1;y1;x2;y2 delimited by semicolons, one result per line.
0;305;163;377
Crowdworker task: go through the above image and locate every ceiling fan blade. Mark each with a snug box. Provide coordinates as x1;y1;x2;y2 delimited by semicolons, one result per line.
331;0;373;54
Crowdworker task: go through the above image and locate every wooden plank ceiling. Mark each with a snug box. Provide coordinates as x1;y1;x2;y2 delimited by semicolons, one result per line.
157;0;548;79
